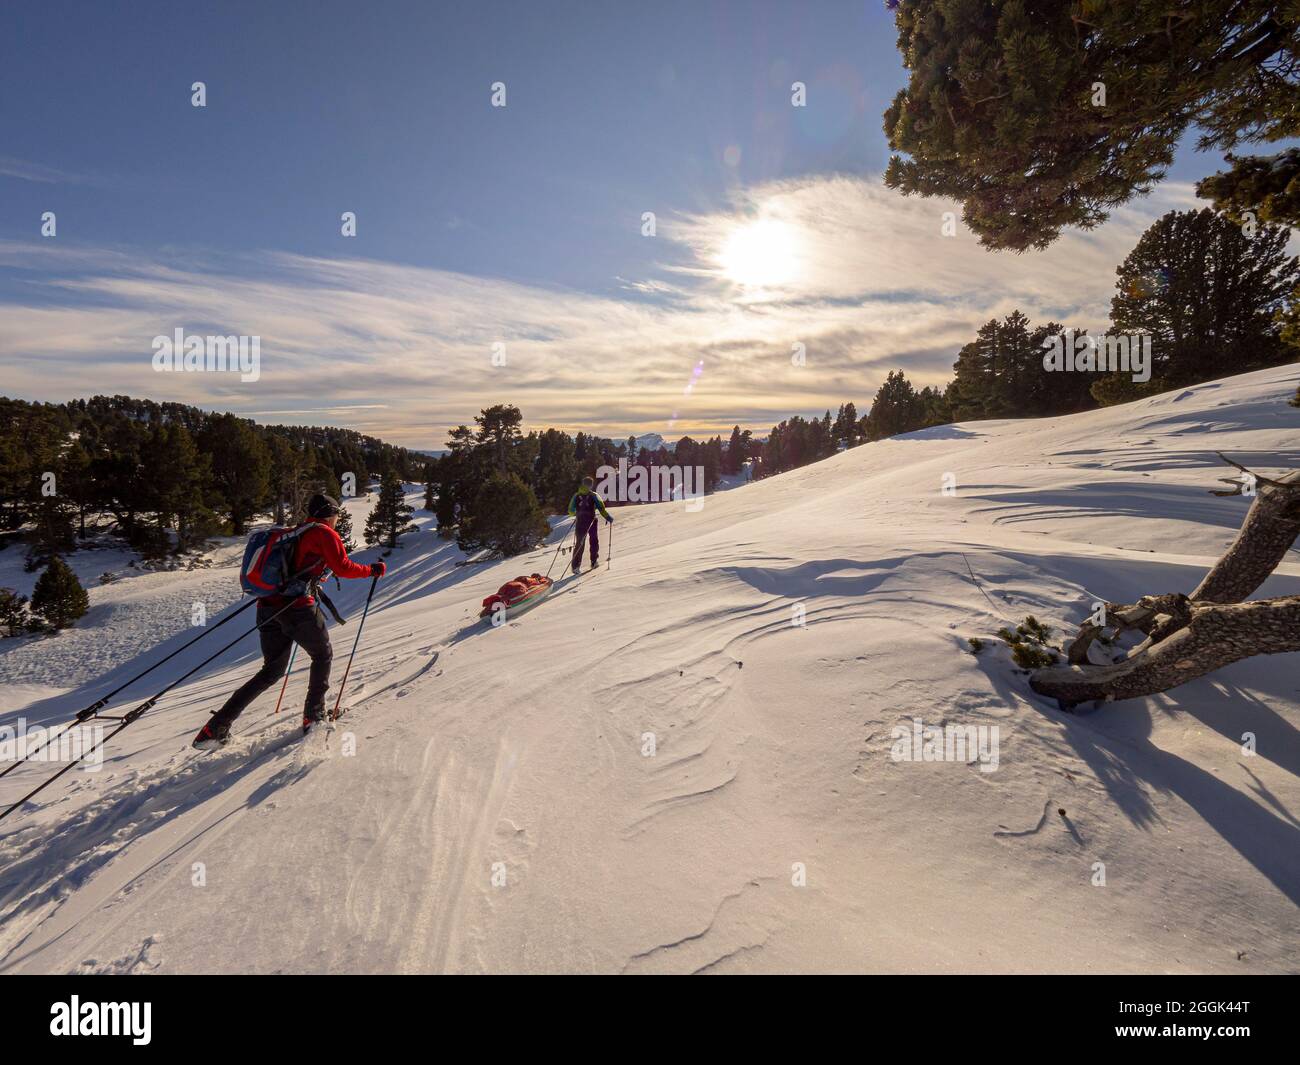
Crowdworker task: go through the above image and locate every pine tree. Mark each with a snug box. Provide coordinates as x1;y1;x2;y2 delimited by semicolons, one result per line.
306;462;342;510
704;436;723;489
457;472;550;557
0;587;31;637
475;405;524;476
24;488;76;571
866;371;926;439
917;386;952;428
1197;148;1300;231
133;423;213;554
431;425;480;529
365;470;416;549
198;413;270;534
1111;208;1299;385
30;556;89;630
947;312;1095;420
535;429;579;512
833;403;859;447
267;435;308;525
61;439;95;540
335;505;358;551
884;1;1300;250
725;426;743;472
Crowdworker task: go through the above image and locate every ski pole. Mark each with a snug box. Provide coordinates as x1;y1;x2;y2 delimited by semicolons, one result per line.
0;594;310;823
276;600;335;713
0;595;258;782
272;642;299;715
329;574;379;723
607;517;614;570
542;522;573;581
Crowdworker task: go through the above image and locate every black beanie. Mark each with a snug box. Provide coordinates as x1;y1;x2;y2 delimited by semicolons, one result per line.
307;493;341;518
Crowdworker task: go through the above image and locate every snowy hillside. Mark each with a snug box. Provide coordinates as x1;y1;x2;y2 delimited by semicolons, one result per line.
1;365;1298;974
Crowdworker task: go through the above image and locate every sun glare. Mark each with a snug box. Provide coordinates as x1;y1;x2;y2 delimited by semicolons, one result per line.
718;218;800;289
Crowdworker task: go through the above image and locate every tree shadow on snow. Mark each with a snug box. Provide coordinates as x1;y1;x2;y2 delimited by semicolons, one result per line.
979;646;1300;908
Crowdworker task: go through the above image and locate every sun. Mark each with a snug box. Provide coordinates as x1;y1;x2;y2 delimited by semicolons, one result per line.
718;218;800;289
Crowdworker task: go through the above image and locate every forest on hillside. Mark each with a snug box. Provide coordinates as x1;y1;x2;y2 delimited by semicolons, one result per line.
0;394;429;567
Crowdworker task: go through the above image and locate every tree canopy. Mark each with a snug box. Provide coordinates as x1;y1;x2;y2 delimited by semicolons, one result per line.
884;1;1300;250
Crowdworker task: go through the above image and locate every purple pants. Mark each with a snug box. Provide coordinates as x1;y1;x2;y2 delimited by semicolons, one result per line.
573;516;599;569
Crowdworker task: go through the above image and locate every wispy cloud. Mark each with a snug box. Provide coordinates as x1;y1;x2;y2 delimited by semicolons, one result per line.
0;176;1206;446
0;156;92;185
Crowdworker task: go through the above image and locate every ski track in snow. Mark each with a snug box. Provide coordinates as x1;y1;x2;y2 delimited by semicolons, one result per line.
1;365;1299;973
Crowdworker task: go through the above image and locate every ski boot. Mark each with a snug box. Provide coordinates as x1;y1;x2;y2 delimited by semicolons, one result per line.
192;719;232;751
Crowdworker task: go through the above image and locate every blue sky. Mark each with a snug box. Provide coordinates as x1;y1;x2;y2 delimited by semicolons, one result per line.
0;0;1240;448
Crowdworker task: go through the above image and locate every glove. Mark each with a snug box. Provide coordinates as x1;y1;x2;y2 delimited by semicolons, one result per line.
605;514;614;524
370;562;386;577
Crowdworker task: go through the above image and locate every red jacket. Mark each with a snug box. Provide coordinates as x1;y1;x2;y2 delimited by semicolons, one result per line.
269;519;372;608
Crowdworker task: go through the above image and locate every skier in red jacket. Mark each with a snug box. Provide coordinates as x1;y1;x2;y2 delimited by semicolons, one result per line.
193;494;384;749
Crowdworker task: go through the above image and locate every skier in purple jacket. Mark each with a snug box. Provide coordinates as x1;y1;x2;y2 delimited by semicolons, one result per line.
566;476;612;572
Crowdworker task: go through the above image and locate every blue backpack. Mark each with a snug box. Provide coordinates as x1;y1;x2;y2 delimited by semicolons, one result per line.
240;525;312;598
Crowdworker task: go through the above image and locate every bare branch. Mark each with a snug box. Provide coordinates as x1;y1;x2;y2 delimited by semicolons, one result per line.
1215;451;1289;490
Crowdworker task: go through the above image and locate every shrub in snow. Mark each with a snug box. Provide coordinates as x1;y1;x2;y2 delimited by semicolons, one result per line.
995;616;1059;670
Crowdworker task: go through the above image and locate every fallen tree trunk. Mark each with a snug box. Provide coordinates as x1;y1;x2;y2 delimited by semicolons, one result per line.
1029;595;1300;705
1029;455;1300;708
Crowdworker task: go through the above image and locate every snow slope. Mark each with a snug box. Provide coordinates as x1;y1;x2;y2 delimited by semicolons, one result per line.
1;365;1298;974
